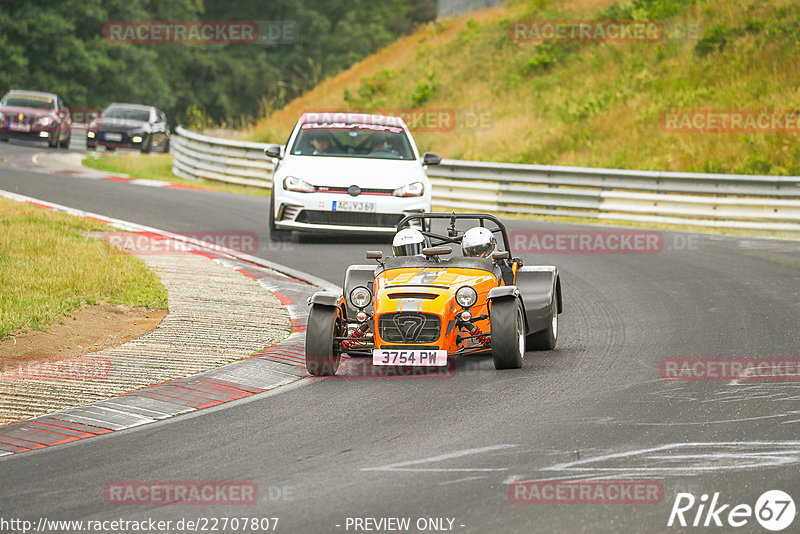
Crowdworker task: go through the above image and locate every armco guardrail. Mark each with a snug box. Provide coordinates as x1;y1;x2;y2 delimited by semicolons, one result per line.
172;126;800;232
171;126;275;188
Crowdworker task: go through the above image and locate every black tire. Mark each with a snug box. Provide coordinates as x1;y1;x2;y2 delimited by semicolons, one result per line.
490;298;526;370
162;138;170;153
59;131;70;149
141;135;153;153
48;132;58;148
305;305;343;376
526;302;558;351
269;188;290;241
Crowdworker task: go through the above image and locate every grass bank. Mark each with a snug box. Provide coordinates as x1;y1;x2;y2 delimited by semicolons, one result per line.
249;0;800;175
0;197;168;340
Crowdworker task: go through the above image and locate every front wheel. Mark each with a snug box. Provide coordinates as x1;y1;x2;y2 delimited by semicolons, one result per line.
141;135;153;153
305;305;344;376
59;131;70;149
490;298;526;370
269;189;290;241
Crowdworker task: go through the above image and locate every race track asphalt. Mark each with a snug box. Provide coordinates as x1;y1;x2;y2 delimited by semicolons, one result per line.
1;140;799;533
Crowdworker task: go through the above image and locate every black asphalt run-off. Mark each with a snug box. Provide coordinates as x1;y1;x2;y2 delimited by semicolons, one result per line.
1;140;799;533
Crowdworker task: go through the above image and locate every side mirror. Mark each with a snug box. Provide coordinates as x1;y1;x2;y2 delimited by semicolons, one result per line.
492;251;510;261
422;152;441;166
265;145;282;159
423;246;452;257
366;251;383;260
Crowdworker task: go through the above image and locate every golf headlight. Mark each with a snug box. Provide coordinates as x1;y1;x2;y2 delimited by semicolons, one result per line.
455;286;478;308
393;181;424;197
349;286;371;309
35;116;54;127
283;176;315;193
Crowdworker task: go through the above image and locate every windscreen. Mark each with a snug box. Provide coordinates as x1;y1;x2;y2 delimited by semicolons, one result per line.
291;123;415;160
102;107;151;122
1;95;56;110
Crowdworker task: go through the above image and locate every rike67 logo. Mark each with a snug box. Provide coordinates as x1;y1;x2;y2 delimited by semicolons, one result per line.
668;490;795;531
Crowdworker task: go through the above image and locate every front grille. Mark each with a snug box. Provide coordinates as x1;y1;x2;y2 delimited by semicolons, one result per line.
379;313;441;344
388;293;439;300
296;210;403;228
314;186;394;196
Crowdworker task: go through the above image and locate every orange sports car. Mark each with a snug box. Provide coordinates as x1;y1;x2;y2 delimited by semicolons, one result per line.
305;213;562;375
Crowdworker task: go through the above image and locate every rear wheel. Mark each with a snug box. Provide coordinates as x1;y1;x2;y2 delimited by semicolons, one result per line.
490;298;525;369
526;302;558;351
305;304;344;376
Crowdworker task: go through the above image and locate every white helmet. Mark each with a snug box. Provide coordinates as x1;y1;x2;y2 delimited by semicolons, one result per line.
392;228;426;256
462;227;496;258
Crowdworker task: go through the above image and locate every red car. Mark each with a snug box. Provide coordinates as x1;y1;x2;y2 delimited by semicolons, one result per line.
0;90;72;148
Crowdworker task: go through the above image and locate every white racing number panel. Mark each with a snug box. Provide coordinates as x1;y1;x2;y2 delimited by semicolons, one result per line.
372;349;448;367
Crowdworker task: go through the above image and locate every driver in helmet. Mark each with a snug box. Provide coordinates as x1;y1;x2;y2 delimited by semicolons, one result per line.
461;227;496;258
392;228;426;256
462;226;514;284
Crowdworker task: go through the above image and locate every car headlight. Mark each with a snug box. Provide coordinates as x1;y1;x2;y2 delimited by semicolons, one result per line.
393;181;424;197
87;131;95;138
283;176;315;193
349;286;372;309
35;116;54;127
132;136;143;143
455;286;478;308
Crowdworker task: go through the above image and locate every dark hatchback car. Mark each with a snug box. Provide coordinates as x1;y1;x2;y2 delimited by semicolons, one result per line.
87;103;169;153
0;90;72;148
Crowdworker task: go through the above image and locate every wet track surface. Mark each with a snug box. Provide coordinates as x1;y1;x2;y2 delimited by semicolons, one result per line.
1;140;799;533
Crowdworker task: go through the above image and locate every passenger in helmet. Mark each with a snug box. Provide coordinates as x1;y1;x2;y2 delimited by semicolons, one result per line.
461;227;497;258
392;228;426;256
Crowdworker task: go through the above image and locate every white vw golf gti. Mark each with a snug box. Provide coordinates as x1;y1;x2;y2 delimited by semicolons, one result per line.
266;112;440;238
